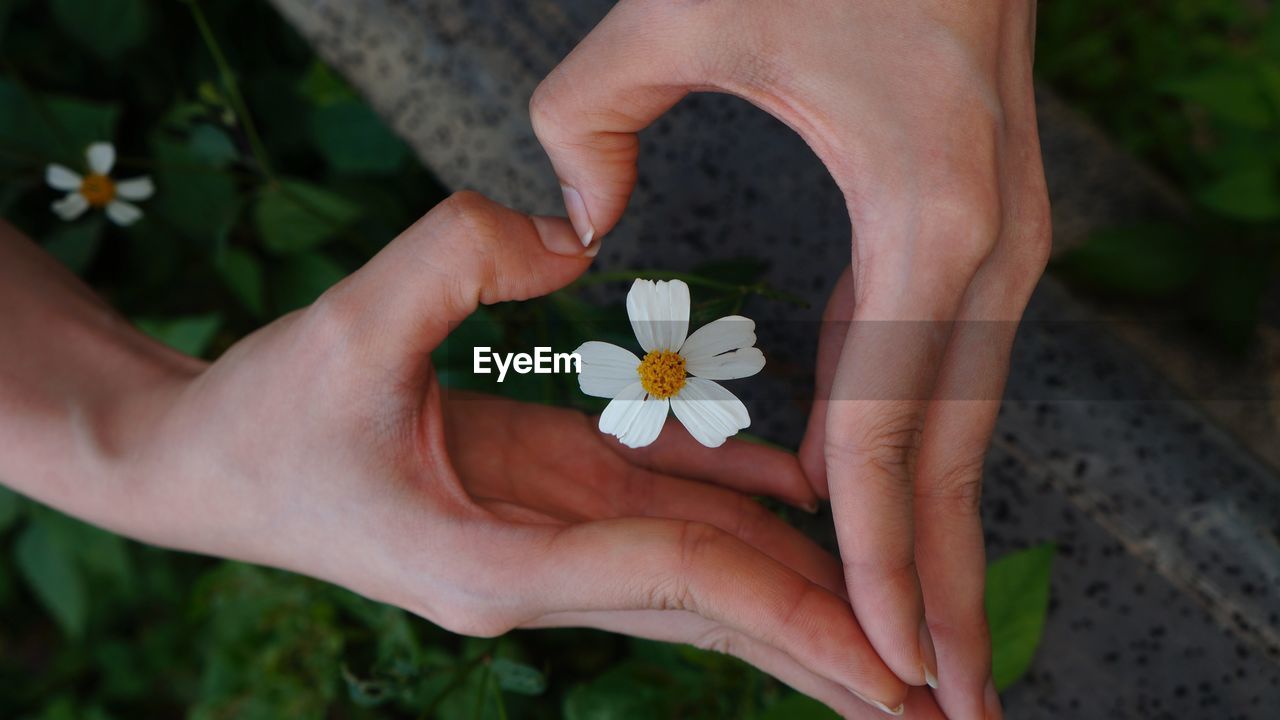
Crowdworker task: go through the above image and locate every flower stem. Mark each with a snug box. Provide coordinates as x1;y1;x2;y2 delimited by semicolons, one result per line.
572;269;810;307
184;0;275;182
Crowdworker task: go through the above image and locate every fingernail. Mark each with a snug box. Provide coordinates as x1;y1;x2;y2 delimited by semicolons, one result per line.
984;676;1003;720
848;689;905;716
531;215;588;257
584;238;601;258
802;501;819;514
918;618;939;689
560;184;595;246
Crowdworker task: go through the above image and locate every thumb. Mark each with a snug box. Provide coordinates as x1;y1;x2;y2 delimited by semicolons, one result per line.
330;191;592;356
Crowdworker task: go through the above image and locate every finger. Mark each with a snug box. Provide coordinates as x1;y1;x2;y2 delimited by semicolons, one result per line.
608;420;818;510
325;191;592;358
526;609;927;718
798;265;855;499
471;457;844;597
824;188;1000;687
531;1;834;245
531;518;907;711
612;472;843;596
918;109;1050;720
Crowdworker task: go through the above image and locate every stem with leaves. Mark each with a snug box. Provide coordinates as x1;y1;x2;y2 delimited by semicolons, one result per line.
184;0;276;183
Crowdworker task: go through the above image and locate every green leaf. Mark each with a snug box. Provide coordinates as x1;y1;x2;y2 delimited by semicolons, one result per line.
186;124;239;168
151;139;241;246
759;694;840;720
298;60;356;106
1161;69;1272;129
490;658;547;696
255;180;360;255
309;100;407;174
0;485;21;534
1053;224;1205;297
135;314;223;357
0;80;120;167
270;251;347;313
218;247;266;317
51;0;149;60
43;218;103;274
1197;167;1280;222
15;517;87;637
986;543;1055;690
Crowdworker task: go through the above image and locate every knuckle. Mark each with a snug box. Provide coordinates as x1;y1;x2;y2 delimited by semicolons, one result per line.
842;551;918;585
436;190;500;238
646;521;725;612
921;454;986;514
528;79;565;143
693;627;741;657
927;184;1002;270
301;281;363;352
729;494;772;544
826;402;925;487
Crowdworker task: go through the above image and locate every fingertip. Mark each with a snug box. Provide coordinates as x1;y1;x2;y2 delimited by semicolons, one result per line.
531;215;596;259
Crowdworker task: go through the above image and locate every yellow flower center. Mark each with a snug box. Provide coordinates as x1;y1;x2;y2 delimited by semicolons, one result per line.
637;349;687;399
79;173;116;207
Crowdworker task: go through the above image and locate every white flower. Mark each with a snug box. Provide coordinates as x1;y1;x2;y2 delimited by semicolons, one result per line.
46;142;154;226
575;279;766;449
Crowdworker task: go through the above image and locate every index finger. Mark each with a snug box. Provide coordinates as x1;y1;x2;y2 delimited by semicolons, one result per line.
824;206;995;688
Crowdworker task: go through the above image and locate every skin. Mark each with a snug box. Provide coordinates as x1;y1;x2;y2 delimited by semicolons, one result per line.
0;193;959;718
531;1;1051;717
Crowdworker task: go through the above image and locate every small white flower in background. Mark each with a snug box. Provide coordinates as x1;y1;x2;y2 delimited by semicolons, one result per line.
46;142;154;226
575;279;766;449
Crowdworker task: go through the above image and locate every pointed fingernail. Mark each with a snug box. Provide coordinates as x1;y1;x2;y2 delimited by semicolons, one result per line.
984;676;1003;720
848;689;905;716
560;184;595;247
918;618;939;689
531;215;590;257
801;500;819;514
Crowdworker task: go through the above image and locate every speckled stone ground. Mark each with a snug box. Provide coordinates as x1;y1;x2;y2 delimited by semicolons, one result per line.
266;1;1280;716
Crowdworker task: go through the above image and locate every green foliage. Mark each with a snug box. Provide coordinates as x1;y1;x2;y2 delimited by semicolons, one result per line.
986;544;1055;690
1038;2;1280;347
50;0;149;60
254;180;360;255
135;314;223;356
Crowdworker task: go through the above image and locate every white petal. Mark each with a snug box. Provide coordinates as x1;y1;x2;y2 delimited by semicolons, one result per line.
681;315;765;379
626;279;690;353
670;378;750;448
686;346;765;380
115;176;154;201
46;164;82;191
105;200;143;226
575;341;641;399
86;142;115;175
599;382;670;448
51;192;89;221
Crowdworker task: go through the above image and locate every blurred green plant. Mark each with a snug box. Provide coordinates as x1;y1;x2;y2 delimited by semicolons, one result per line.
1040;2;1280;348
0;0;1055;717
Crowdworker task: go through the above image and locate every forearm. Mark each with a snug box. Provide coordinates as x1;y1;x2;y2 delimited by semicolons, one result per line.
0;220;201;533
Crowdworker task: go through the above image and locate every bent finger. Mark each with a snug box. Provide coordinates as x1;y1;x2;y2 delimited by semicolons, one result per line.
532;518;907;711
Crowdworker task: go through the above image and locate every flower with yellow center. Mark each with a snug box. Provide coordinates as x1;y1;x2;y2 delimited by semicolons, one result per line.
46;142;154;226
575;279;765;448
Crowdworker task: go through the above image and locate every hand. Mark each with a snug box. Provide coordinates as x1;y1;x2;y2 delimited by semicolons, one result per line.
99;192;922;716
529;2;1051;717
